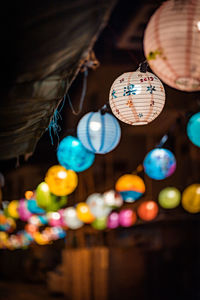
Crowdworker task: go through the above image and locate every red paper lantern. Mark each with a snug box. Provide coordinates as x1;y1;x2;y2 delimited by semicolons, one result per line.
137;201;159;221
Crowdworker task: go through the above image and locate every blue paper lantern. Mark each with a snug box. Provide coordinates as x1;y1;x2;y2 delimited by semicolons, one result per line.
77;112;121;154
57;136;95;172
187;112;200;147
27;199;45;215
143;148;176;180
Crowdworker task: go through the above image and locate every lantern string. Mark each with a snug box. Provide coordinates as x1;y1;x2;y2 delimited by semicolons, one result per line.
99;102;110;115
138;60;148;73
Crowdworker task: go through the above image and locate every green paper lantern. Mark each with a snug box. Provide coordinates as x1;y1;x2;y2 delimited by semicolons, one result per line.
92;216;107;230
158;187;181;209
36;182;67;212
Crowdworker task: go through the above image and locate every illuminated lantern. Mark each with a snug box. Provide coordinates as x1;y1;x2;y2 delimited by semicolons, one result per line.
143;148;176;180
182;184;200;213
47;212;63;227
51;227;66;240
76;203;95;223
137;201;159;221
92;216;107;230
25;190;34;200
36;182;67;211
7;200;19;219
18;199;32;221
119;209;137;227
109;70;165;125
77;112;121;154
187;112;200;147
28;215;47;226
144;0;200;92
45;165;78;196
86;193;112;218
57;136;95;172
34;232;49;245
103;190;123;208
6;218;16;233
27;199;45;214
62;207;83;229
107;212;119;229
158;187;181;209
115;174;145;202
25;224;38;235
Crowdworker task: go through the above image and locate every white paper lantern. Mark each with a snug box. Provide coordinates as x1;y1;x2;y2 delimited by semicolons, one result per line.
144;0;200;92
62;207;83;229
86;193;112;218
109;70;165;125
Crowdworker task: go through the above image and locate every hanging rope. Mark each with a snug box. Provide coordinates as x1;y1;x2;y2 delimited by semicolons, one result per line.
67;51;99;116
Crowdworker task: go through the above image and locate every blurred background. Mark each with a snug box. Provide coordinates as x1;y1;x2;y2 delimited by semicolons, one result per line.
0;0;200;299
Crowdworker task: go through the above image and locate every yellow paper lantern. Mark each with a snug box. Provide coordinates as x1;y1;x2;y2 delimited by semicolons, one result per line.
76;202;95;223
7;200;19;219
144;0;200;91
45;165;78;196
182;184;200;213
34;232;49;245
109;70;165;125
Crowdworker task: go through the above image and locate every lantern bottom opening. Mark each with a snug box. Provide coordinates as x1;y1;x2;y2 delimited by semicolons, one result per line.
175;77;200;91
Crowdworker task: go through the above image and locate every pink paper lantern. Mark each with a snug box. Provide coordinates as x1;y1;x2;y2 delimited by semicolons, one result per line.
18;199;32;221
119;209;137;227
107;212;119;229
144;0;200;92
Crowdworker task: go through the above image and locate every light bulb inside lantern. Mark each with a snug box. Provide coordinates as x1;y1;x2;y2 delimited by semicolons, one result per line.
51;212;60;220
57;171;67;179
90;121;101;131
146;202;154;210
134;85;142;95
41;183;49;192
196;187;200;194
197;21;200;31
72;140;79;146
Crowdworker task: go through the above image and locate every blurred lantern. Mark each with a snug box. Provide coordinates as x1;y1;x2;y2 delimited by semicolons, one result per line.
27;199;45;215
0;232;8;242
182;184;200;213
137;201;159;221
77;112;121;154
7;200;19;219
109;70;165;125
86;193;112;218
51;227;66;239
158;187;181;209
62;207;83;229
25;224;38;235
36;182;67;211
92;216;107;230
25;190;34;200
115;174;145;202
107;212;119;229
57;136;95;172
47;211;63;227
143;148;176;180
103;190;123;208
119;209;137;227
34;232;49;245
6;218;16;233
144;0;200;92
45;165;78;196
28;215;47;226
76;203;95;223
187;112;200;147
18;199;32;221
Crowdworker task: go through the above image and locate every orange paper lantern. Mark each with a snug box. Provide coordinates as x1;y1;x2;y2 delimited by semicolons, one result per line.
144;0;200;91
137;200;159;221
76;203;95;223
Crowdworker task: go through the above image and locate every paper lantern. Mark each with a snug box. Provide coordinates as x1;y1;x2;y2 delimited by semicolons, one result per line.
36;181;68;211
25;191;34;200
47;212;63;227
18;199;32;221
34;232;49;245
27;199;45;215
103;190;123;208
119;209;137;227
86;193;112;218
109;70;165;125
143;148;176;180
137;201;159;221
115;174;145;202
62;207;83;229
76;203;95;223
107;212;119;229
187;112;200;147
77;112;121;154
45;165;78;196
92;216;107;230
7;200;19;219
182;184;200;213
144;0;200;92
25;224;38;235
57;136;95;172
158;187;181;209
